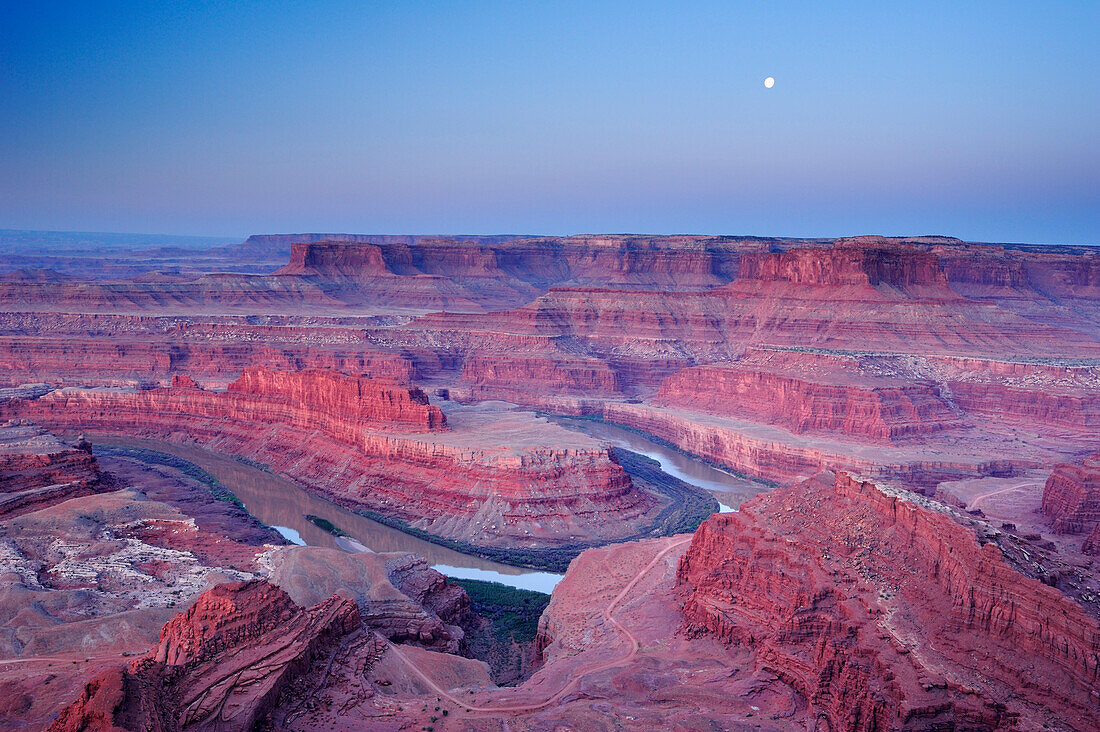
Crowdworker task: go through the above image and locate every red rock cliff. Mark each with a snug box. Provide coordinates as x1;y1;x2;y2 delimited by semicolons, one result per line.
736;241;951;293
657;350;962;442
0;421;104;518
934;244;1100;301
227;366;446;431
1083;523;1100;556
1042;453;1100;534
462;353;622;399
2;373;663;551
276;240;393;278
926;356;1100;431
677;472;1100;730
48;580;363;732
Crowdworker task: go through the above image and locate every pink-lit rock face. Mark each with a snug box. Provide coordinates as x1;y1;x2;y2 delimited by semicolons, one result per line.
657;349;962;442
47;580;365;732
41;472;1100;730
277;235;749;288
462;353;622;399
1043;453;1100;534
0;311;420;387
677;472;1100;730
735;239;953;293
935;243;1100;301
1083;523;1100;555
278;240;393;278
0;421;105;518
226;366;447;431
1;369;665;551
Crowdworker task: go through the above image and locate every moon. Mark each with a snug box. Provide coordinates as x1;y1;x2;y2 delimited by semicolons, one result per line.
764;76;775;89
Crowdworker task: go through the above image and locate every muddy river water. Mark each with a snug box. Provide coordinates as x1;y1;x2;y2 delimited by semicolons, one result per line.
92;420;769;595
548;416;771;511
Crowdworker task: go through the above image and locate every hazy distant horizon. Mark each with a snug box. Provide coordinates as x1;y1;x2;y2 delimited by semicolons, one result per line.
3;226;1099;252
3;3;1097;246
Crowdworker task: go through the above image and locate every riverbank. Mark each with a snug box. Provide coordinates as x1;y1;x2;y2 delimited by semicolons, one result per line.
82;413;768;579
86;430;725;573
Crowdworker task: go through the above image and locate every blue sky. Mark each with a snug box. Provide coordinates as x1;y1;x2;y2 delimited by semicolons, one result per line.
1;1;1097;243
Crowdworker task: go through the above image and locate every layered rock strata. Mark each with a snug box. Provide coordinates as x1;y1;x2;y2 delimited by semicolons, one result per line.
225;366;446;431
0;421;105;518
8;366;445;434
2;371;664;551
927;355;1100;431
678;472;1100;729
1083;524;1100;556
1042;453;1100;534
530;398;1022;489
402;241;1100;407
276;234;758;294
657;349;963;442
462;353;621;399
735;239;955;296
264;546;471;654
934;242;1100;303
0;335;419;387
47;580;365;732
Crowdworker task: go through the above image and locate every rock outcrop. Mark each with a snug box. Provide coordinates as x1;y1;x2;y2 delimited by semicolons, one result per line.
935;243;1100;302
278;234;756;289
4;232;1100;730
947;381;1100;430
926;355;1100;431
261;235;778;312
462;353;622;399
231;232;526;262
735;240;954;295
2;373;669;552
0;421;105;518
0;311;419;387
719;242;1100;358
264;546;471;653
536;398;1019;489
1083;523;1100;556
401;241;1100;403
1042;453;1100;534
657;349;963;442
48;580;365;732
226;366;446;431
14;366;445;434
678;472;1100;730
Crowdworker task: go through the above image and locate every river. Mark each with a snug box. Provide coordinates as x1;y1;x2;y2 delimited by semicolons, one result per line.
547;415;771;510
92;423;770;595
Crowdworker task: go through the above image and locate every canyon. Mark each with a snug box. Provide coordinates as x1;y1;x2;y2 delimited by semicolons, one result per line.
0;369;704;562
42;470;1100;731
1;232;1098;729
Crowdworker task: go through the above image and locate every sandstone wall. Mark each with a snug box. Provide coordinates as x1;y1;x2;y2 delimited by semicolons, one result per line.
947;381;1100;430
657;355;961;442
462;353;621;398
736;242;950;292
677;472;1100;729
1042;454;1100;534
0;422;104;518
2;371;661;549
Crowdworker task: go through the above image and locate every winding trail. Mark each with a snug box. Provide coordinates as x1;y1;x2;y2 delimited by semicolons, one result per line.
387;536;693;715
0;653;121;667
968;482;1035;511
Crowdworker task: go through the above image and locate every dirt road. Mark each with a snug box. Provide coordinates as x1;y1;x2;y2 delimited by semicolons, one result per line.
388;535;693;714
